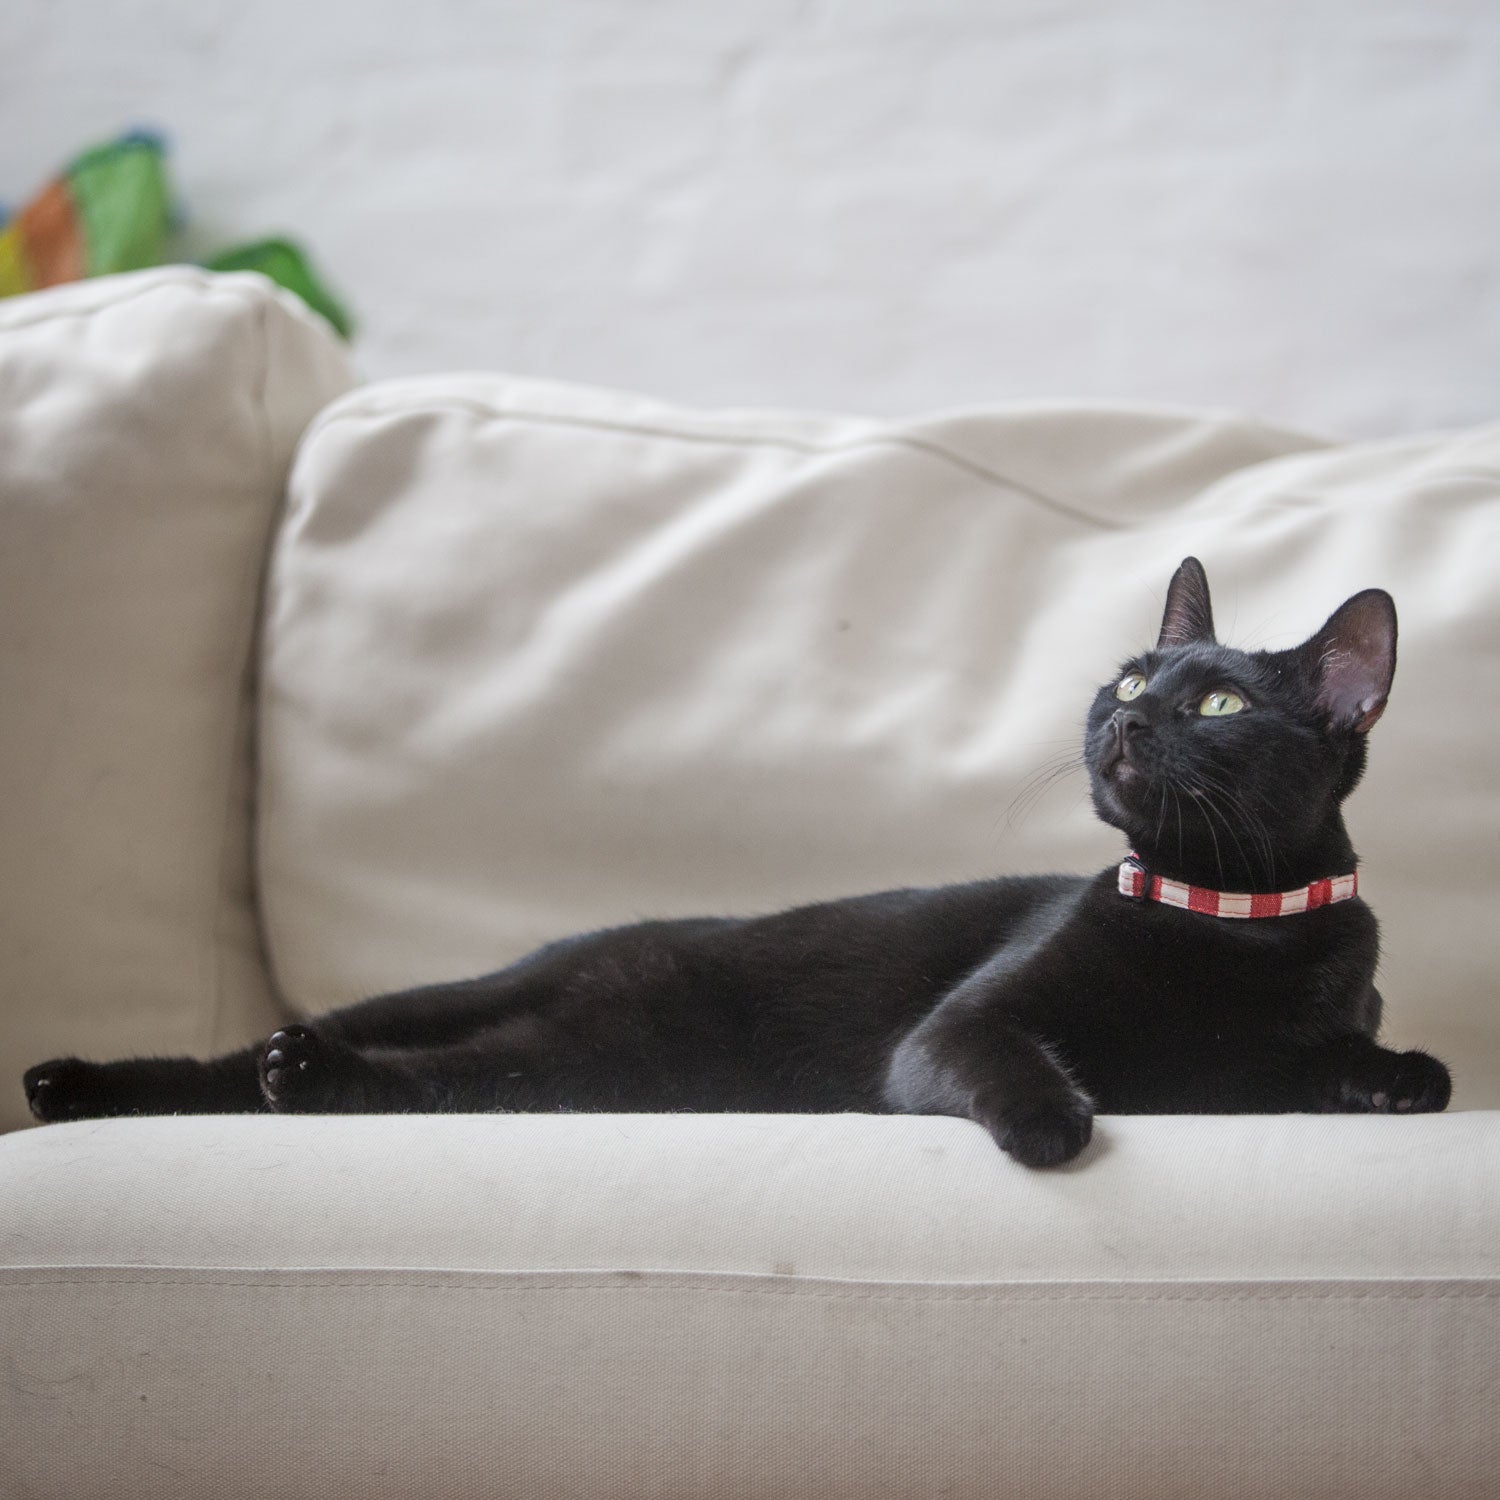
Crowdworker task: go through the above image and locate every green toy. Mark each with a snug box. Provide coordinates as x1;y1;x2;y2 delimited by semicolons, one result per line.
206;239;352;338
1;131;353;339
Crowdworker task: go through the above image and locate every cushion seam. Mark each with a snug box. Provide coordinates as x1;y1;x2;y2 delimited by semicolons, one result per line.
0;269;222;330
0;266;325;342
200;295;278;1055
303;400;1127;532
2;1274;1494;1303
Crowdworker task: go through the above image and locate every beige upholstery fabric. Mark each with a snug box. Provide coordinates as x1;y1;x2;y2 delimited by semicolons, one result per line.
4;300;1496;1497
261;376;1500;1101
0;269;355;1131
3;1110;1497;1499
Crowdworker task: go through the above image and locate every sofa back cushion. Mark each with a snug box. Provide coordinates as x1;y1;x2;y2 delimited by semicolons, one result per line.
0;269;354;1130
259;376;1500;1104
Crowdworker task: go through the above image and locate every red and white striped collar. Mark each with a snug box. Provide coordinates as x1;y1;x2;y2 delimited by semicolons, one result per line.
1118;854;1358;919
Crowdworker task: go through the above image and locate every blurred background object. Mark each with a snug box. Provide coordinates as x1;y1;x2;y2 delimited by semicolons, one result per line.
0;132;171;292
2;0;1496;435
0;132;352;336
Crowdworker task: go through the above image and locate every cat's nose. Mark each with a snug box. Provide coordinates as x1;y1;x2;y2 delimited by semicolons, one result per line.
1112;707;1149;739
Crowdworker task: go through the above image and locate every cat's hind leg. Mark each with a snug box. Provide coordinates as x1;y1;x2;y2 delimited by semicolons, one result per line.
255;1020;580;1115
24;1046;266;1122
312;939;598;1053
255;1024;388;1113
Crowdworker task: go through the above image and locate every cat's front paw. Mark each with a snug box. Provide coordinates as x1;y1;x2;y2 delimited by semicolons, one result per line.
1330;1047;1451;1115
258;1026;325;1112
23;1057;118;1123
977;1086;1095;1168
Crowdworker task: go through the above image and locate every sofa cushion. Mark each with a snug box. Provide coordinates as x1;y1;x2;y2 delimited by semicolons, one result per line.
3;1110;1497;1498
259;375;1500;1103
0;268;355;1131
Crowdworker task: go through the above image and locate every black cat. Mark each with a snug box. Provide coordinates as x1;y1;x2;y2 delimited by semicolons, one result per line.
23;559;1451;1166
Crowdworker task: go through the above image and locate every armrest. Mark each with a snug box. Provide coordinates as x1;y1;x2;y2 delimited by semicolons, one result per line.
4;1110;1496;1497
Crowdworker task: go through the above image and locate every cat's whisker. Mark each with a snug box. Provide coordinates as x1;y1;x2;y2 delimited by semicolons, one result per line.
1002;751;1086;833
1183;774;1276;890
1222;794;1278;886
1185;769;1280;886
1186;780;1228;887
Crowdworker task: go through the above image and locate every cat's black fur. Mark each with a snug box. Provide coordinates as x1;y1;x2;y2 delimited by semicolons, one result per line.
23;560;1451;1166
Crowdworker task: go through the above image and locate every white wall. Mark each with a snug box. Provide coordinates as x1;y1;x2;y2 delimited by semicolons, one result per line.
5;0;1498;437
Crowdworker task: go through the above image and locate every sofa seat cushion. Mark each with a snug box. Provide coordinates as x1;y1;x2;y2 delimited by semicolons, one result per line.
3;1110;1497;1498
0;269;355;1131
260;375;1500;1101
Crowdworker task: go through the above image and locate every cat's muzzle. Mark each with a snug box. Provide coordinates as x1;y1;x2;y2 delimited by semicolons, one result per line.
1101;708;1150;784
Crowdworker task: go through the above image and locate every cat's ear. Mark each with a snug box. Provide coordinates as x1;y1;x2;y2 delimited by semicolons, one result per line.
1157;557;1216;648
1297;589;1397;734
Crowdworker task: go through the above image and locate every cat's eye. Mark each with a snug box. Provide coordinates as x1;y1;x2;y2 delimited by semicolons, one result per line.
1115;673;1146;702
1199;689;1245;717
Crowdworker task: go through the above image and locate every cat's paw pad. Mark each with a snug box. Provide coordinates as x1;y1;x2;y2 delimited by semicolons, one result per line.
982;1089;1095;1169
258;1026;323;1111
23;1057;112;1123
1337;1049;1451;1115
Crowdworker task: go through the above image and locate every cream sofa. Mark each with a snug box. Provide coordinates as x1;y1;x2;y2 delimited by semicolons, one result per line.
2;268;1496;1500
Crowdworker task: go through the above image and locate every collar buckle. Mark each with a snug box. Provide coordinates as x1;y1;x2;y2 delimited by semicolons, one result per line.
1118;854;1148;901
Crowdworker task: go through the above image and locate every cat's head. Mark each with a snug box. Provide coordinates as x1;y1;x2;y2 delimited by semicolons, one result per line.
1084;558;1396;890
